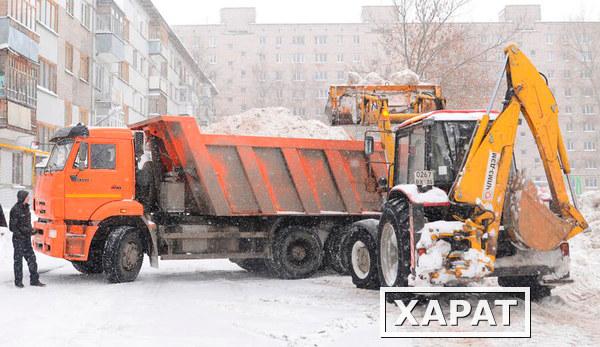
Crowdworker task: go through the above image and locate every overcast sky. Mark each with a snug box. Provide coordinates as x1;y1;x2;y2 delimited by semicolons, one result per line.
152;0;599;25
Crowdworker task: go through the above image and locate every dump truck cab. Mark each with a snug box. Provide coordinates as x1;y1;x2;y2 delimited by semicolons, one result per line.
33;124;144;261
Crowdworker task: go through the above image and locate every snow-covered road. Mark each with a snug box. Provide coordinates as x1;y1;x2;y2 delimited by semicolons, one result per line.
0;191;599;346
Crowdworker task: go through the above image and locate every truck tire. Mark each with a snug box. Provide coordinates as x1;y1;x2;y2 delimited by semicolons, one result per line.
377;198;411;287
71;246;103;274
229;258;268;273
270;226;323;279
347;228;379;289
324;227;350;275
498;276;552;300
102;226;144;283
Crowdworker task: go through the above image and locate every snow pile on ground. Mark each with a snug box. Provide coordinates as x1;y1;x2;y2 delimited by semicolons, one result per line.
203;107;350;140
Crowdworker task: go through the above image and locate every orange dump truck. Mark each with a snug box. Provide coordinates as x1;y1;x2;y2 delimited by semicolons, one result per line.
32;116;387;283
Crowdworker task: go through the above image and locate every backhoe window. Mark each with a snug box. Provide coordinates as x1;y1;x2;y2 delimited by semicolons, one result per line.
46;140;74;172
427;121;477;186
407;127;426;183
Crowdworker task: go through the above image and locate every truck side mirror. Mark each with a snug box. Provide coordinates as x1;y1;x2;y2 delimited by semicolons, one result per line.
364;136;375;156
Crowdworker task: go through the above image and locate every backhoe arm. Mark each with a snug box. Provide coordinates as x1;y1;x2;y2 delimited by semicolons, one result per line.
452;44;588;263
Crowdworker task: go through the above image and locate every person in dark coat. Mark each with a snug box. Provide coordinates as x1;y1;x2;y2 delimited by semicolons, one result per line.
9;190;45;288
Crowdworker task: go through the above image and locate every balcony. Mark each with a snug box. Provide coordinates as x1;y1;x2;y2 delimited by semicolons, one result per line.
149;40;168;61
149;75;168;95
95;11;125;63
0;18;38;61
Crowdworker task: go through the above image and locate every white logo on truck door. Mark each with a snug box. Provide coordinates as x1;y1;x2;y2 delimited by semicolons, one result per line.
482;152;500;201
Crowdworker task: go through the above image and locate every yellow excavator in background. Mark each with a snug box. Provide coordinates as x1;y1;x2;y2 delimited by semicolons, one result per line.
326;84;446;184
345;44;588;297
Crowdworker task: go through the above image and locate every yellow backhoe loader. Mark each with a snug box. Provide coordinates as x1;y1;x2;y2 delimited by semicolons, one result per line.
345;44;588;297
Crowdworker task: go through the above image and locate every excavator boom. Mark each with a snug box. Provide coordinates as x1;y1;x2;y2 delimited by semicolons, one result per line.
452;44;588;264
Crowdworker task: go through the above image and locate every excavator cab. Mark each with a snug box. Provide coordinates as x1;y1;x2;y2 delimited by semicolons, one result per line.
389;111;491;192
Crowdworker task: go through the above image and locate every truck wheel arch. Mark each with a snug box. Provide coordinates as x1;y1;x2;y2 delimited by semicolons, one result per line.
91;215;152;258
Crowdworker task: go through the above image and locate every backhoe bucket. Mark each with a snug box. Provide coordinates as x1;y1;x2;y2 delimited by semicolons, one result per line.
509;179;572;251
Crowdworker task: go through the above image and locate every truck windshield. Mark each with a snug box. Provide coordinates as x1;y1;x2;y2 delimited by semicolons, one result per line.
45;140;74;172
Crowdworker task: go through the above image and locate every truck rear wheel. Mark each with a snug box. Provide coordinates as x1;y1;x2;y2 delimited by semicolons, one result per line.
377;198;411;287
347;228;379;289
71;246;103;274
270;226;323;279
102;226;144;283
230;258;268;273
324;227;350;275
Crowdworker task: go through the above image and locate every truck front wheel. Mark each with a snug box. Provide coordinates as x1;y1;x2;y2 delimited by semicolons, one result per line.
71;245;103;274
102;226;144;283
270;226;323;279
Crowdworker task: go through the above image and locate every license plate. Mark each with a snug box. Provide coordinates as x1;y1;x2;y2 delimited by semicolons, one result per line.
414;170;434;186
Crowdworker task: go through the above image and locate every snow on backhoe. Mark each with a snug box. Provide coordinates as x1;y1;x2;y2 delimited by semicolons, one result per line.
346;44;588;296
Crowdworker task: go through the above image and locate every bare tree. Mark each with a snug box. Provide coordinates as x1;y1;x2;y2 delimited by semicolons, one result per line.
565;20;600;112
370;0;517;108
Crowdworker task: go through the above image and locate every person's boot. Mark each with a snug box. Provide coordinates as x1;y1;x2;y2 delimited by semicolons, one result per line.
30;281;46;287
15;282;24;288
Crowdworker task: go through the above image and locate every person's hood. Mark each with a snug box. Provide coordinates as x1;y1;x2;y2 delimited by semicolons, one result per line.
17;190;29;204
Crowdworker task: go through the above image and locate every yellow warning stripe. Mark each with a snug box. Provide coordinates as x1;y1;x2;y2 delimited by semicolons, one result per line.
65;194;121;199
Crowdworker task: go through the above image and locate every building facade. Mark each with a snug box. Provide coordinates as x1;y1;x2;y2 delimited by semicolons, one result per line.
0;0;216;207
175;5;600;194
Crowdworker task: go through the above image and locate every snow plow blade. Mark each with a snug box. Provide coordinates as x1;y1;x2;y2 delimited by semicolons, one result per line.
510;180;572;251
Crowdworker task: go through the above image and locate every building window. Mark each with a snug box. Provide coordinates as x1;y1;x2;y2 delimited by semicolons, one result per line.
66;0;74;16
564;105;573;114
292;70;304;81
80;1;93;29
208;36;217;48
259;36;266;44
567;140;575;151
583;87;593;97
566;122;573;132
314;35;327;45
38;57;57;93
584;122;595;132
9;0;36;31
37;0;58;32
80;54;90;82
336;35;343;45
292;53;304;64
353;35;360;44
337;71;345;81
564;87;572;97
118;61;129;83
292;36;304;45
584;141;596;151
65;42;74;72
12;152;23;185
276;36;282;45
545;33;553;44
585;177;598;188
563;70;571;79
275;53;281;63
314;71;327;81
336;53;344;63
583;104;595;115
274;71;282;81
208;55;217;64
585;160;597;169
315;53;327;64
582;51;592;62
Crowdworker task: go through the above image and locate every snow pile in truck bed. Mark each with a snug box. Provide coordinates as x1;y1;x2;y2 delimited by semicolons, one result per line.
203;107;350;140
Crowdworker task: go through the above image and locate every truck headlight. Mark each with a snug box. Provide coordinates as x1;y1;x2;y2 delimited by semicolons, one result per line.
49;229;57;239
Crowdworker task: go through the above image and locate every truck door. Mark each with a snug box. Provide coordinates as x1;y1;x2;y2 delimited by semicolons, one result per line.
64;140;128;221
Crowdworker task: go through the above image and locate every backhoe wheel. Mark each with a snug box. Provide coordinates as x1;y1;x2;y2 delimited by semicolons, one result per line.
229;258;268;273
71;245;103;274
102;226;144;283
270;226;323;279
347;228;379;289
498;276;552;300
324;226;350;275
377;198;411;287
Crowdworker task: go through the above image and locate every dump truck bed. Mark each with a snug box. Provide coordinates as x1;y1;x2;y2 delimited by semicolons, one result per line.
131;116;387;217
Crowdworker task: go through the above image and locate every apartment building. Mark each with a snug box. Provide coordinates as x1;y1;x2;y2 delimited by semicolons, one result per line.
175;5;600;194
0;0;216;207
